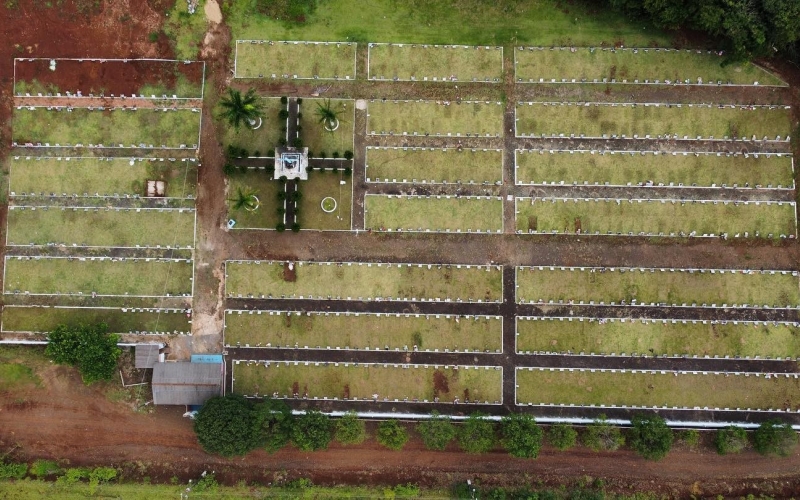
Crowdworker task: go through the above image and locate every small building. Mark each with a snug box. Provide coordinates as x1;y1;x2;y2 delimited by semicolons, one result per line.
152;362;224;406
274;146;309;180
134;343;164;369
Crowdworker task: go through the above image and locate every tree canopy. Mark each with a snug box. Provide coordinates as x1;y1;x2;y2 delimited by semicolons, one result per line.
219;88;265;130
45;323;121;384
548;423;579;451
252;397;295;453
335;411;367;445
458;413;496;454
582;415;625;452
714;426;748;455
500;413;543;459
416;411;457;451
753;420;798;456
194;395;260;457
292;410;332;451
376;420;409;451
628;413;674;461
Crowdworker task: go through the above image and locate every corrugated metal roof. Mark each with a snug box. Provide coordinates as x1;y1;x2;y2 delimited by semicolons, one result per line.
134;344;162;369
152;362;223;405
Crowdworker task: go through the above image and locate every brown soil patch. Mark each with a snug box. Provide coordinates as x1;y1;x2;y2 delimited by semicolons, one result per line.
574;217;582;233
283;262;297;282
432;369;449;397
343;384;350;399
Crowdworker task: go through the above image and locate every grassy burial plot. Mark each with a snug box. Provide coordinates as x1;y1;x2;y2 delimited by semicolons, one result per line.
226;171;282;229
9;157;198;198
368;43;503;81
233;361;503;403
365;195;503;233
298;98;355;155
225;311;502;352
298;170;352;230
234;40;356;79
12;108;201;148
219;98;286;156
2;306;191;334
516;317;800;358
515;198;796;238
514;47;785;86
7;207;196;247
226;261;503;302
515;102;792;140
515;150;794;189
4;257;193;296
368;100;504;137
515;266;800;308
366;147;502;184
516;368;800;411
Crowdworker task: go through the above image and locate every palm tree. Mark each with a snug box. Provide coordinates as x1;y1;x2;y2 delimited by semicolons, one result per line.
219;88;264;130
229;187;259;211
315;99;343;131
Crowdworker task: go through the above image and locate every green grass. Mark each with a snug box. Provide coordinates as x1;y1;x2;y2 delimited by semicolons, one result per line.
516;317;800;358
219;98;286;155
515;150;794;188
298;170;352;230
7;207;196;247
224;0;668;47
516;367;800;410
515;197;796;238
368;43;503;81
2;306;191;334
515;266;800;307
4;257;193;296
225;310;502;351
227;171;282;229
0;363;40;392
12;108;201;148
9;157;197;198
366;195;503;232
368;100;504;137
515;102;792;139
233;361;503;403
226;261;503;302
235;41;356;79
164;0;209;60
367;147;502;183
515;47;785;86
298;98;354;155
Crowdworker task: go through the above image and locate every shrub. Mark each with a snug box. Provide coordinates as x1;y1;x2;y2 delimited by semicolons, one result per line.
416;411;456;450
46;324;121;384
548;423;578;451
276;222;286;232
500;413;542;459
238;164;248;174
223;163;236;176
253;398;294;453
458;413;495;454
148;31;159;43
377;420;409;450
278;109;289;120
291;223;301;232
30;459;61;477
344;150;353;160
226;144;239;158
58;467;89;485
629;413;673;461
278;138;287;146
279;175;288;183
715;426;748;455
0;462;28;479
344;167;352;176
680;429;701;449
277;207;286;215
753;420;798;457
335;411;366;445
193;395;259;457
253;150;260;157
297;98;303;104
582;415;624;452
291;190;303;201
297;112;303;119
332;151;340;159
267;149;275;157
280;96;288;104
292;137;304;148
292;410;332;451
319;150;327;158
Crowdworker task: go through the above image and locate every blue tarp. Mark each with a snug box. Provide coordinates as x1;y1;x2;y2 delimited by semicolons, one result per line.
190;354;224;364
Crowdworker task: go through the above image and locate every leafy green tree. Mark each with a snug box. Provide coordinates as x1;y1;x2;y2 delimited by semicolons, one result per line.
548;423;578;451
458;413;496;454
629;413;673;461
252;397;295;452
335;411;367;445
229;187;259;211
194;395;259;457
500;413;543;459
753;420;798;457
292;410;332;451
714;426;748;455
416;411;457;450
45;323;121;384
219;88;264;130
315;98;343;131
582;415;625;452
376;420;409;450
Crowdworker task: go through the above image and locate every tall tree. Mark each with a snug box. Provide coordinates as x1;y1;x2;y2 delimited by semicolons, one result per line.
315;99;343;131
252;398;294;453
194;395;259;457
416;411;457;451
753;420;798;456
292;410;332;451
629;413;674;461
229;187;259;211
500;413;543;459
376;420;409;450
219;88;265;130
458;413;496;454
46;323;121;384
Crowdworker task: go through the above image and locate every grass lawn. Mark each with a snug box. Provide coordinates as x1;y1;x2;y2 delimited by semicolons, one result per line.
366;195;503;232
235;41;356;79
515;47;785;86
226;261;503;302
516;367;800;410
368;100;504;137
515;150;794;188
164;0;209;60
368;44;503;81
9;157;198;198
515;102;792;139
367;147;502;184
298;170;352;230
218;97;286;156
298;98;355;156
0;361;40;392
7;207;196;247
13;108;201;148
515;197;796;237
233;361;502;403
2;306;191;334
515;266;800;307
226;170;282;229
224;0;668;47
517;317;800;358
4;257;193;296
225;310;502;352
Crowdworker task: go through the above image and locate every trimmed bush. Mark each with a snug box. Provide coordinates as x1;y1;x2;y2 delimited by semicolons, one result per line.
629;413;673;461
548;423;578;451
500;414;542;459
753;420;798;457
715;426;747;455
335;411;366;445
377;420;409;451
416;411;456;451
458;413;495;454
582;415;624;452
